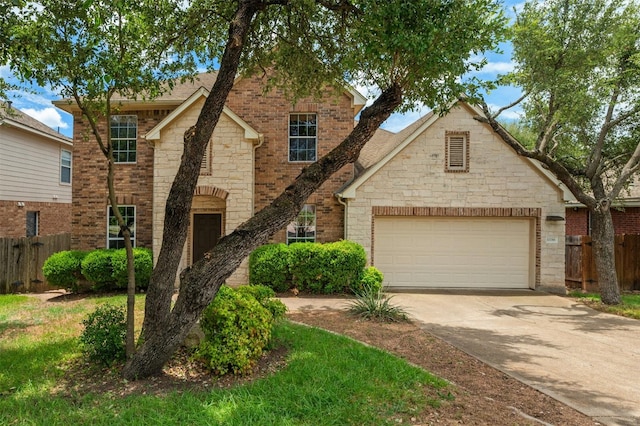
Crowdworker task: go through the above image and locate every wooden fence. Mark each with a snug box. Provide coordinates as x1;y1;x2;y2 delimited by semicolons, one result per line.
565;234;640;292
0;233;71;294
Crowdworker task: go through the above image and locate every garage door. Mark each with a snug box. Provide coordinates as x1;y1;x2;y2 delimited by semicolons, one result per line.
374;217;533;289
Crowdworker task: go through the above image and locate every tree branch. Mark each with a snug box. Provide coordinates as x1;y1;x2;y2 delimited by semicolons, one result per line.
490;92;527;120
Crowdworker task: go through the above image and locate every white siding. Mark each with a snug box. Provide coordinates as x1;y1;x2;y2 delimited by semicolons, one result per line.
0;125;72;203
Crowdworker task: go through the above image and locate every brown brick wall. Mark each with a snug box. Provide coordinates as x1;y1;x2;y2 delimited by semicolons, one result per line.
565;206;640;236
71;110;166;250
0;200;71;237
226;76;354;243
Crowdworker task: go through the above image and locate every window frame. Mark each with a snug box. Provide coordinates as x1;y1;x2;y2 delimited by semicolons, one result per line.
286;204;316;244
110;115;138;164
288;113;317;163
60;149;72;184
445;131;470;172
107;205;136;249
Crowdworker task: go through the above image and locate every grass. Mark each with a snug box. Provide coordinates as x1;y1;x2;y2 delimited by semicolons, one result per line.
568;291;640;319
0;293;449;425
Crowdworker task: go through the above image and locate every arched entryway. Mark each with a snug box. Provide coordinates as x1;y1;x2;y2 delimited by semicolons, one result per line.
189;185;229;264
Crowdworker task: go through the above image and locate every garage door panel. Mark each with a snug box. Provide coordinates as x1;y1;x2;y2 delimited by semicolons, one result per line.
375;217;532;289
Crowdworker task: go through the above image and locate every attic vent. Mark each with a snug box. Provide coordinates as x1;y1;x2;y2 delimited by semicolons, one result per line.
446;131;469;172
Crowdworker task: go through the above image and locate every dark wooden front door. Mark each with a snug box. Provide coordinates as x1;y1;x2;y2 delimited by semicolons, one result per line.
192;213;222;263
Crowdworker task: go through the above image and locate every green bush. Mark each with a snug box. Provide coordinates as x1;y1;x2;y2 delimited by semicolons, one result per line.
236;284;287;320
249;241;369;294
196;285;275;376
249;243;291;292
42;250;87;291
79;304;126;366
111;247;153;290
81;249;116;289
353;266;384;294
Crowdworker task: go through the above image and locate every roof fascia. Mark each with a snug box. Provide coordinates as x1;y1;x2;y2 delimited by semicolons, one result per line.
1;119;73;146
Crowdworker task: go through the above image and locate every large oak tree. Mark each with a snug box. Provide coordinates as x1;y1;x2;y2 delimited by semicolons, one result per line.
476;0;640;305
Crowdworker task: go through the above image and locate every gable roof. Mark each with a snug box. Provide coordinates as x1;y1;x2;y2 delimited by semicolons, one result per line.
145;86;261;141
54;72;367;113
338;101;572;201
0;102;72;146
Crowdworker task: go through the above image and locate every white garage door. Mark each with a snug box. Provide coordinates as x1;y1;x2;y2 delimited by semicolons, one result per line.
375;217;533;289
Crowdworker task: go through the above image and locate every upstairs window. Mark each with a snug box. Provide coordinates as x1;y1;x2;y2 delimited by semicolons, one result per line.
110;115;137;163
287;204;316;244
107;205;136;249
289;113;317;162
60;149;72;184
445;131;469;172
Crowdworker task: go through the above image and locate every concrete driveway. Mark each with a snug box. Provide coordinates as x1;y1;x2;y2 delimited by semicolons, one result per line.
282;291;640;426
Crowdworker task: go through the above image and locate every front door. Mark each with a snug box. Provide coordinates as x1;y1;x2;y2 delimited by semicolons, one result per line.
192;213;222;263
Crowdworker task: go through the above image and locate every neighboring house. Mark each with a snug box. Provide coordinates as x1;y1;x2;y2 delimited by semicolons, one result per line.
565;181;640;236
0;101;73;238
337;103;570;294
54;73;366;284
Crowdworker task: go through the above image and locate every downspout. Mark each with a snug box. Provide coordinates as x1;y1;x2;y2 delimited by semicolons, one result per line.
336;195;348;240
252;134;265;214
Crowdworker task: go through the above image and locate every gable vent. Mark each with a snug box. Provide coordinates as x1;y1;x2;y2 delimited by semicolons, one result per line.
446;132;469;172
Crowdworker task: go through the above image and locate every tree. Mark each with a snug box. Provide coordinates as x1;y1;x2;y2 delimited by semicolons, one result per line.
6;0;197;356
476;0;640;304
123;0;507;379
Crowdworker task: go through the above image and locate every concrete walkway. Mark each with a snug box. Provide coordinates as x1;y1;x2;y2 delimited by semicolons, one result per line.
281;291;640;426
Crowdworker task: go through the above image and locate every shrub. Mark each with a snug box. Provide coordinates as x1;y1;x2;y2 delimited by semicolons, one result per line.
352;266;384;294
81;249;116;289
196;285;274;375
111;247;153;290
289;242;326;293
236;284;287;320
79;304;126;365
249;243;291;292
348;284;408;322
42;250;87;291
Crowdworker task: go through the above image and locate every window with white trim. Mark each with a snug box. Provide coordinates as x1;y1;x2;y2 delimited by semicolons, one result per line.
107;205;136;249
60;149;72;184
445;131;469;172
110;115;137;163
289;113;317;162
287;204;316;244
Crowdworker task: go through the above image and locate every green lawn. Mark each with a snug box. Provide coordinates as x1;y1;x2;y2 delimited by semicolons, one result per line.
569;291;640;319
0;294;449;425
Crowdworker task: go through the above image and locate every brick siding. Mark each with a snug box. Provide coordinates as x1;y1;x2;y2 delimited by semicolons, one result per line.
71;110;166;250
566;206;640;236
0;200;71;238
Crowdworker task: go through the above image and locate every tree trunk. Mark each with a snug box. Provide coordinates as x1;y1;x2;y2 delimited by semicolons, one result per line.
590;203;621;305
122;81;403;380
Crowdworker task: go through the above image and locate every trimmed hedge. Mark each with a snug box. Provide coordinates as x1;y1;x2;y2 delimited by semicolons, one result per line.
111;247;153;290
42;250;87;291
249;240;370;294
196;285;286;375
355;266;384;294
43;247;153;292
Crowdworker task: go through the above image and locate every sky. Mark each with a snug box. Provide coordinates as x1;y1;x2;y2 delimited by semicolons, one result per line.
2;1;524;139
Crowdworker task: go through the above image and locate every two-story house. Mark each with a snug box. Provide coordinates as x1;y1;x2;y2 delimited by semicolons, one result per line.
0;101;72;238
55;73;366;284
56;73;570;293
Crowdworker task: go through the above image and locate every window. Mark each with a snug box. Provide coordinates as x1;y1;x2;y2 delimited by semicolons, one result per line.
110;115;137;163
26;211;39;237
60;149;72;184
445;131;469;172
107;205;136;249
287;204;316;244
289;113;317;162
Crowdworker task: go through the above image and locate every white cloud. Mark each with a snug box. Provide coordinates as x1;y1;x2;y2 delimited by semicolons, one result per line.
477;61;516;74
22;107;69;130
487;103;523;120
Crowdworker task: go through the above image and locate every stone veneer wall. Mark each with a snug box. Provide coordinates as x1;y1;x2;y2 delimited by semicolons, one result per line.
344;105;567;293
0;200;71;237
